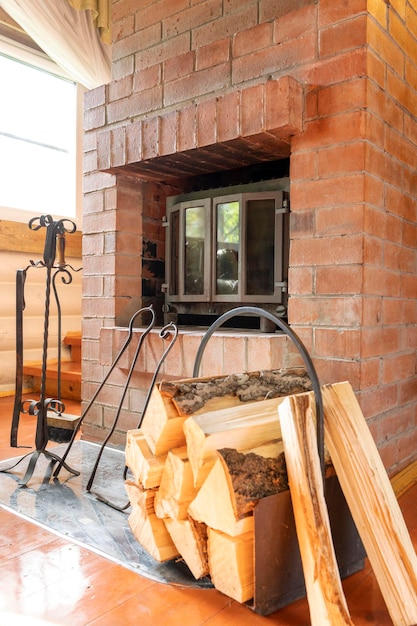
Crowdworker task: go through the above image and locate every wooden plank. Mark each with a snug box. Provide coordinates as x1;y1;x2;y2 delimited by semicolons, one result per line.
278;393;353;626
63;331;82;363
0;219;82;258
23;359;81;382
322;382;417;626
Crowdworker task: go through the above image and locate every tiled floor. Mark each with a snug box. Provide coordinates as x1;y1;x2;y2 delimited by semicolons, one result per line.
0;393;416;625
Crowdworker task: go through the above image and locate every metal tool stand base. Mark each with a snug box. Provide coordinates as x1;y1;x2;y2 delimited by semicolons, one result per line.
1;445;80;487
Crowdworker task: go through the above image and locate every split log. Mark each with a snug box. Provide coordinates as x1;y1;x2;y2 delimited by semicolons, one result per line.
128;505;180;563
208;527;254;603
125;481;179;563
125;479;157;514
154;447;197;520
278;393;353;626
188;443;286;536
164;517;209;579
183;396;285;486
188;457;255;537
322;382;417;626
125;429;166;488
141;368;311;456
140;386;188;456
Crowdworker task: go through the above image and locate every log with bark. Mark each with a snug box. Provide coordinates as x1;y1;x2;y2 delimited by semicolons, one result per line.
188;443;286;536
140;368;312;456
183;441;293;579
159;368;312;414
182;395;287;487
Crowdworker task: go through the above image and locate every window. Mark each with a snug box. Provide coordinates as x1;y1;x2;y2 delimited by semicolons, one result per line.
163;180;289;329
0;36;83;225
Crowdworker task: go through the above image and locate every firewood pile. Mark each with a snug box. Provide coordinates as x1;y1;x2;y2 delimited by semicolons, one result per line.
125;368;312;597
124;372;417;625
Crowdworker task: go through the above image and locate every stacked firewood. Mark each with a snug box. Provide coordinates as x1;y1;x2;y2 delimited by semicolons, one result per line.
124;368;312;602
125;374;417;625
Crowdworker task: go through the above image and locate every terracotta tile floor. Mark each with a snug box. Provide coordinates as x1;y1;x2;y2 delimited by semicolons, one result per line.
0;394;416;625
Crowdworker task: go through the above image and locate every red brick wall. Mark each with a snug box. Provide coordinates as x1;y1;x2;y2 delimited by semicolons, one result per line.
289;0;417;470
81;0;417;474
365;1;417;468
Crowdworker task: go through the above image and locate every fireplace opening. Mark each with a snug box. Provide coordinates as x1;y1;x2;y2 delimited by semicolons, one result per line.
162;173;290;332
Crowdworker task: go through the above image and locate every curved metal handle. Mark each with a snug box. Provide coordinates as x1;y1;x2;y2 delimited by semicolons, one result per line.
192;306;324;479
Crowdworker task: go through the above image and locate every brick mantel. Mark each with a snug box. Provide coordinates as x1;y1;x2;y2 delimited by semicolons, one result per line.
97;75;303;181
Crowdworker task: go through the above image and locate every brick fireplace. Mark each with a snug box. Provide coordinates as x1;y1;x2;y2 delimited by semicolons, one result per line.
81;0;417;476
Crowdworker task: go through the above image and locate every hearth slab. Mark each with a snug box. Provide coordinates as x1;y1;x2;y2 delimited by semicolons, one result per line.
0;440;212;589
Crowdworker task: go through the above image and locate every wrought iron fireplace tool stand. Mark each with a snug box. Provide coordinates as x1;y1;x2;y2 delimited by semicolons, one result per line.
2;214;82;486
53;306;178;510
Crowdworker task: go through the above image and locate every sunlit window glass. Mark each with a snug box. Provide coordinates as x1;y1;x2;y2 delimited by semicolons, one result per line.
184;205;205;295
0;50;76;217
216;201;239;295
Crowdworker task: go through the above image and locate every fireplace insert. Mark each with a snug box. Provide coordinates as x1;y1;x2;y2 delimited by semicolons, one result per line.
163;178;290;331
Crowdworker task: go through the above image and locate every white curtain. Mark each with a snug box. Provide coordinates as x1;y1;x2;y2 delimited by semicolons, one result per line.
0;0;111;89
